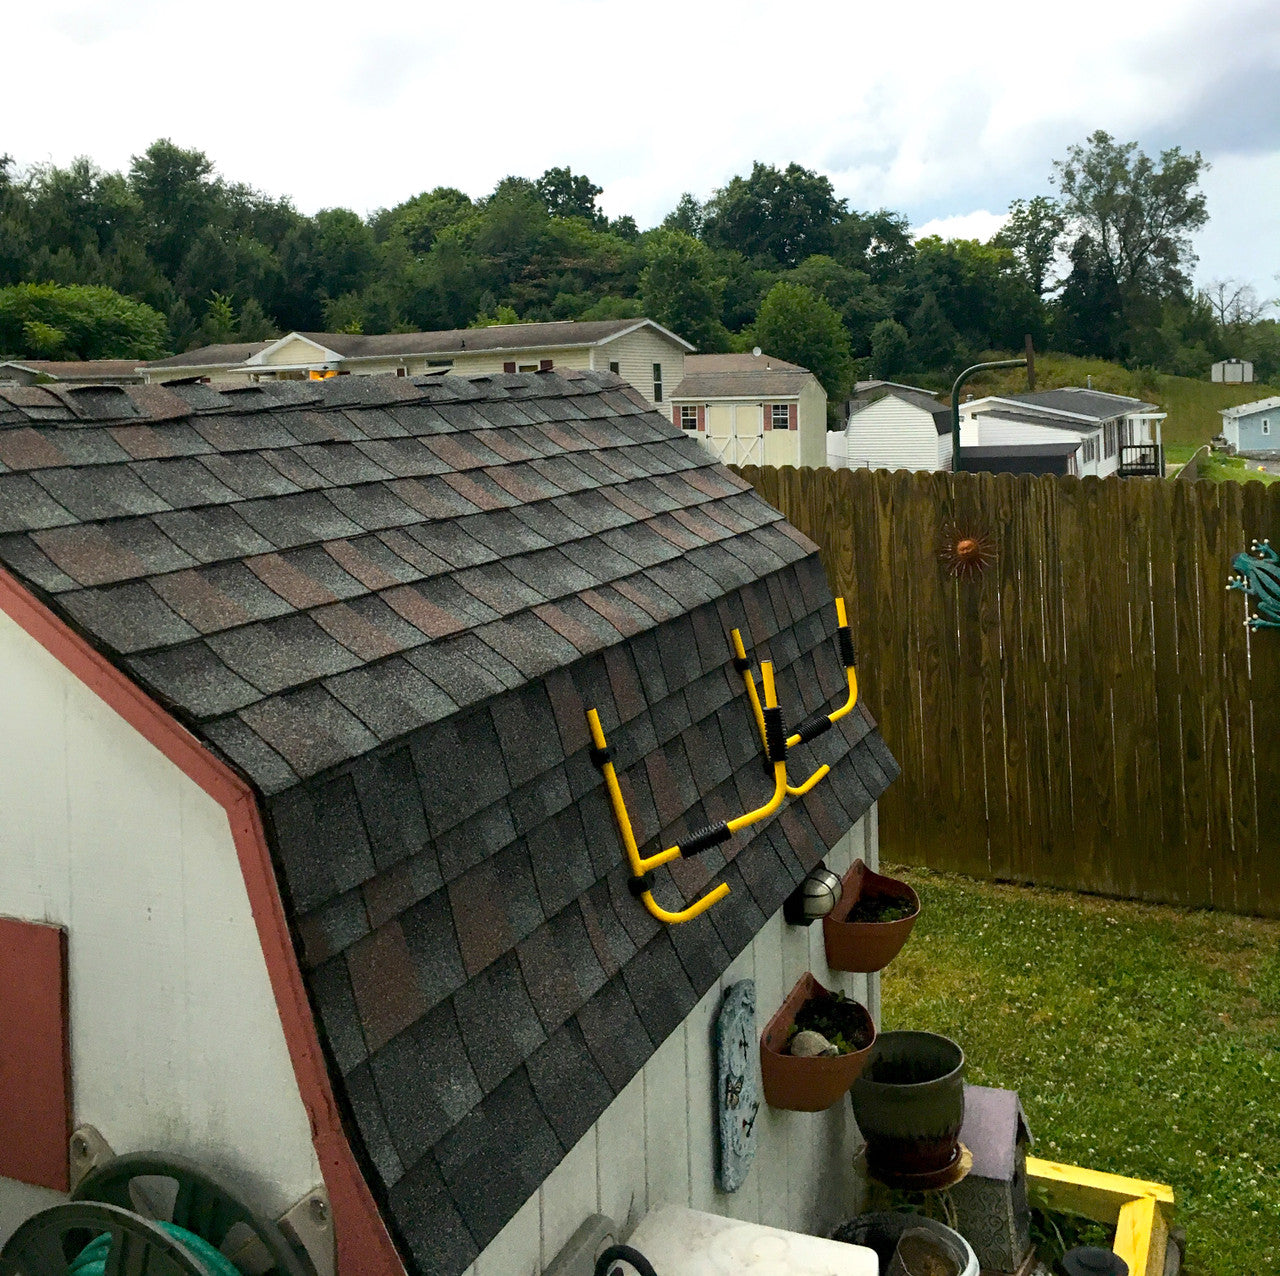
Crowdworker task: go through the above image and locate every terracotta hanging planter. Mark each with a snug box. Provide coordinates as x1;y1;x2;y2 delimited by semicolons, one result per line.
759;972;876;1111
822;860;920;973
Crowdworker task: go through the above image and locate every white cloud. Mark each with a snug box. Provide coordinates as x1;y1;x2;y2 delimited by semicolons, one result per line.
912;211;1008;244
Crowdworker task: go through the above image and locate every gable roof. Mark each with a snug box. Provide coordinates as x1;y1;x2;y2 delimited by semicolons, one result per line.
0;368;895;1276
144;319;693;372
670;352;815;401
972;406;1098;433
847;387;951;435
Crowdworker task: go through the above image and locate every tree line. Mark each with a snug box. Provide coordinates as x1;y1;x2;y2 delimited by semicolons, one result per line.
1;132;1276;401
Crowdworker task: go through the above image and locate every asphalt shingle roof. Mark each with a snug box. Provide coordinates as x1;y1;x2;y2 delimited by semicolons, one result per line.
0;367;897;1276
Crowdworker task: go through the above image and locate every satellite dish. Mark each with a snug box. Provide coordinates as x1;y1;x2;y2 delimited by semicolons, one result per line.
752;346;762;358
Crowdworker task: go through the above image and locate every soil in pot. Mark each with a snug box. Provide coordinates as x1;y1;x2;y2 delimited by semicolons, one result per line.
823;860;920;973
788;991;877;1056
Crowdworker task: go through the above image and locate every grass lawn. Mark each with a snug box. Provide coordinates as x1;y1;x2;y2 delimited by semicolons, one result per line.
878;867;1280;1276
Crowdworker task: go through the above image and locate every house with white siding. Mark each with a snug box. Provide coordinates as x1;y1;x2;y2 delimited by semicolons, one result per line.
140;319;693;411
959;388;1166;478
669;352;827;468
827;383;953;473
1219;395;1280;455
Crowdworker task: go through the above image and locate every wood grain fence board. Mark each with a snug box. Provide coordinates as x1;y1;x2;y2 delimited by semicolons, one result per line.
1146;480;1189;904
1172;481;1215;908
1247;483;1280;915
1119;482;1164;903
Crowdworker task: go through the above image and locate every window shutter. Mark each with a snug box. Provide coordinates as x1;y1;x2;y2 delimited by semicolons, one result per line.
788;403;798;431
762;403;772;431
697;406;706;431
503;361;516;373
540;359;553;371
0;917;70;1190
673;407;681;427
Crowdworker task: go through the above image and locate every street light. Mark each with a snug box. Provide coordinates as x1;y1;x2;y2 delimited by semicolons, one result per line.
950;359;1027;472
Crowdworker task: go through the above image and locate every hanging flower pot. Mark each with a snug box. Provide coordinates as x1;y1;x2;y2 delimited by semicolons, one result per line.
760;972;876;1111
822;860;920;973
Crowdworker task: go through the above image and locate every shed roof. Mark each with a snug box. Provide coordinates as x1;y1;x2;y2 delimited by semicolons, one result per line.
670;352;815;401
0;368;895;1276
848;387;950;435
1220;395;1280;419
144;319;692;371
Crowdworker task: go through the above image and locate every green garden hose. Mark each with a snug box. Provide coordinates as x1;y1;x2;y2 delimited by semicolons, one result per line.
70;1222;242;1276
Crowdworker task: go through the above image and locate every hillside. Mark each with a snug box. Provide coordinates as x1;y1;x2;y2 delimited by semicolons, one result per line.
909;353;1280;450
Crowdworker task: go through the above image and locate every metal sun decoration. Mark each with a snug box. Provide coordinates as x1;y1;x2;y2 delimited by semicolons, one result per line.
1227;539;1280;631
939;524;997;581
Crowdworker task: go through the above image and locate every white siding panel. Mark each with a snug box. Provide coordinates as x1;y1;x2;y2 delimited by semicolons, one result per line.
0;610;319;1237
476;809;880;1272
843;398;943;472
605;329;688;409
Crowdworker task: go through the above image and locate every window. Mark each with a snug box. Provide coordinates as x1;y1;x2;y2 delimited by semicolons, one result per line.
609;361;620;374
395;367;407;377
680;406;698;430
653;362;663;402
1104;422;1117;457
771;404;790;431
516;361;539;373
1264;418;1271;436
1081;437;1098;465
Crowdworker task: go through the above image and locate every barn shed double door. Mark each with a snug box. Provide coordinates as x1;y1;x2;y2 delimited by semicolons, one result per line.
706;402;764;466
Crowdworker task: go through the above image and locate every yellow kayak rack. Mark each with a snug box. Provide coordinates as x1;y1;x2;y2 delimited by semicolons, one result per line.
586;660;791;925
730;597;859;796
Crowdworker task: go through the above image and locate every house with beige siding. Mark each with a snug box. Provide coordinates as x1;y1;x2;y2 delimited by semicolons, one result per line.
828;382;953;473
668;352;827;468
139;319;692;410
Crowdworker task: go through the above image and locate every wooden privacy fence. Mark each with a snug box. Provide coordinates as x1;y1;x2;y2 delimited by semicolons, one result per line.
734;465;1280;917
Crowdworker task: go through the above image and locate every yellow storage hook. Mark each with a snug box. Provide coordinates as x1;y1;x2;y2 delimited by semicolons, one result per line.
587;661;791;925
730;597;858;795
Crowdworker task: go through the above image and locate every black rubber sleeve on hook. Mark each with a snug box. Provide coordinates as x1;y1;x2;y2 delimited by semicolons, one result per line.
628;871;656;898
837;626;856;668
763;705;788;763
793;712;835;744
731;654;752;673
680;822;732;856
589;743;612;768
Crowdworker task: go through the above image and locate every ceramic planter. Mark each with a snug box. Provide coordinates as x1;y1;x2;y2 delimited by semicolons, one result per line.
822;860;920;973
759;972;875;1112
848;1031;965;1178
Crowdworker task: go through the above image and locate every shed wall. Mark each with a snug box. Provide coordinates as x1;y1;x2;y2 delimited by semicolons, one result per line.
463;811;879;1276
605;329;688;408
1234;408;1277;452
839;397;941;472
0;608;320;1242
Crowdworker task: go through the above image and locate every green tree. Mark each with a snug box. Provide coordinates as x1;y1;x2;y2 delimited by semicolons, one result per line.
534;167;605;224
995;195;1066;297
703;162;847;267
1053;131;1208;298
640;229;728;350
0;282;168;359
751;281;854;409
1052;234;1124;359
128;140;221;281
906;291;959;370
372;187;474;255
868;318;910;379
199;291;238;345
661;193;704;238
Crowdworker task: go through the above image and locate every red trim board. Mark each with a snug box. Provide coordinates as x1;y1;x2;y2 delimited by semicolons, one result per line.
0;566;405;1276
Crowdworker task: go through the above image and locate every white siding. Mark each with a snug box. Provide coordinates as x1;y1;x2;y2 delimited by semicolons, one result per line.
464;810;881;1276
838;396;944;472
0;609;320;1243
798;378;829;468
604;329;688;410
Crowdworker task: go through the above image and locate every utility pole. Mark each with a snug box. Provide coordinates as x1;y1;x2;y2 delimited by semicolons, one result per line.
950;358;1028;472
1024;334;1036;392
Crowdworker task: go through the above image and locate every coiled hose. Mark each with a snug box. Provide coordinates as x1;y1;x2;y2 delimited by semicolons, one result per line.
71;1222;242;1276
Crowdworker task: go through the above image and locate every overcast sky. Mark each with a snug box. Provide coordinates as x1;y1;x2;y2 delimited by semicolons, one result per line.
8;0;1280;301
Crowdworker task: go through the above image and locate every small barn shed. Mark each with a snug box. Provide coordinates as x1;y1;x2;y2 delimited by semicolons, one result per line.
0;369;896;1276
